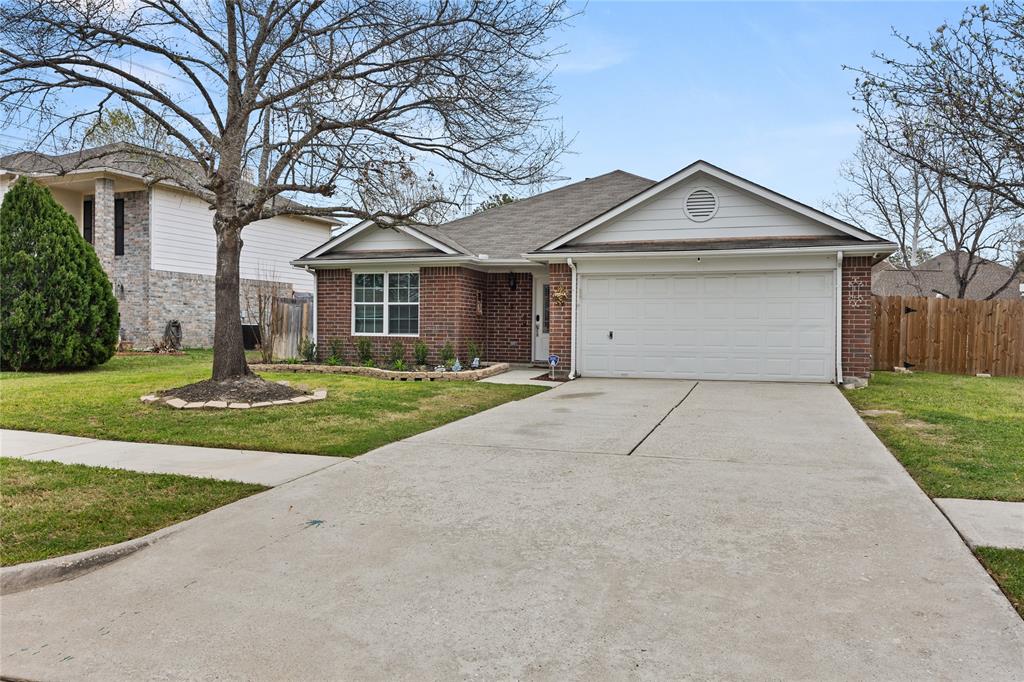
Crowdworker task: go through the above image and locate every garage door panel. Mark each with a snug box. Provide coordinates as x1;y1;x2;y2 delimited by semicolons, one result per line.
580;271;834;382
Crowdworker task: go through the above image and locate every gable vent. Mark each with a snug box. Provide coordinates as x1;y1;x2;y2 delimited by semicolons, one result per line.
684;188;718;222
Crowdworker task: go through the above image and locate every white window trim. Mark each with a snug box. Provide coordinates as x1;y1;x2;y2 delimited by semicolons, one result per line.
351;270;421;337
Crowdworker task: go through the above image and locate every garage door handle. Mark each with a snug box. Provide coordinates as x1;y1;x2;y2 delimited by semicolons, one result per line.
608;330;613;340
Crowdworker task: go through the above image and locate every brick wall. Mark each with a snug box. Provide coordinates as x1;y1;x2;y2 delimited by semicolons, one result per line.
316;266;490;366
485;272;533;363
548;263;572;371
842;256;874;379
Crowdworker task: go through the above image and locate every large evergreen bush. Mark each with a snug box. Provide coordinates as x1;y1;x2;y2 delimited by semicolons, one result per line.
1;177;119;370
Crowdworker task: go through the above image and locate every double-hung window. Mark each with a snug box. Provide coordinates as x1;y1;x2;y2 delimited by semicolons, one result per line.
353;272;419;335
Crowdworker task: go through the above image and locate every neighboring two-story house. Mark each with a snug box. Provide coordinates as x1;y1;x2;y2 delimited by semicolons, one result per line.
0;147;334;348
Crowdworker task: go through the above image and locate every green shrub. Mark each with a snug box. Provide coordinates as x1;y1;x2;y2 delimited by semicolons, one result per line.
388;340;405;366
0;177;119;370
439;341;455;368
362;358;376;368
298;337;316;362
328;338;346;364
467;340;481;361
392;358;407;371
414;340;429;366
356;337;374;365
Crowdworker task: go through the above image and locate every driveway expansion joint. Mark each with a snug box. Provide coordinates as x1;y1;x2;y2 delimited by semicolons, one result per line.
627;381;699;456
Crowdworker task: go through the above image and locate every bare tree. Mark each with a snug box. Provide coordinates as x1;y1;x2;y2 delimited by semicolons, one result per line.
851;1;1024;211
0;0;568;384
827;136;932;278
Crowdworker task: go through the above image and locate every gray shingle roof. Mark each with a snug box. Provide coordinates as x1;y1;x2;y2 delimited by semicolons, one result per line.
414;170;656;259
872;252;1023;300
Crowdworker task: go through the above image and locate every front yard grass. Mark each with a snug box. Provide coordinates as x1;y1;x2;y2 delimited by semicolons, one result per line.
845;372;1024;502
1;458;265;565
975;548;1024;618
0;351;546;457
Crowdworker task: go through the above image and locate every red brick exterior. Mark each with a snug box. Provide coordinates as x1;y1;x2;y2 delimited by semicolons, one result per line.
316;266;490;365
841;256;874;379
485;272;533;363
548;263;572;371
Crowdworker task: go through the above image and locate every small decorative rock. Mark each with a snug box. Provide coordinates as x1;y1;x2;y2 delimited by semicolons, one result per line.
272;399;293;405
976;373;992;378
228;402;250;409
183;402;205;409
893;366;912;374
166;398;188;409
313;389;327;399
206;401;228;408
251;401;273;408
291;395;312;403
140;395;159;404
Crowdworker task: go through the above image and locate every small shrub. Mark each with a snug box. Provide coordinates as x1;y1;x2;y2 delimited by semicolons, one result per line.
414;341;429;366
325;357;340;366
388;340;406;366
298;337;316;363
328;338;347;365
439;341;455;368
0;177;119;370
362;358;376;368
392;359;407;371
467;340;481;361
356;337;374;365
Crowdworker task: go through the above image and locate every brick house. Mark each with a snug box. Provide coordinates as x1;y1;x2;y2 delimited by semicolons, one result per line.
1;147;333;348
296;161;896;382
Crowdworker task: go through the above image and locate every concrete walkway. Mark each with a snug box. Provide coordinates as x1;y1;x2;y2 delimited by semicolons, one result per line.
2;381;1022;680
936;498;1024;549
0;429;339;486
479;367;562;386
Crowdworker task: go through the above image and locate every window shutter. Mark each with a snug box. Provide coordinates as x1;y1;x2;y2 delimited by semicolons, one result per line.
114;198;125;256
83;199;94;244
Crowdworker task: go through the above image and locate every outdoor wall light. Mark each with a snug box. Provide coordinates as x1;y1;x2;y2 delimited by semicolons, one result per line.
508;272;517;290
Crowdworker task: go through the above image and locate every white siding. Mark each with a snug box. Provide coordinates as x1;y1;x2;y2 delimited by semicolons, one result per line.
336;225;431;251
150;187;331;292
574;175;838;244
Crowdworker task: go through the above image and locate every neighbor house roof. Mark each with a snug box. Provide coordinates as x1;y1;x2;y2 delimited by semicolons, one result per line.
1;144;338;225
872;252;1024;300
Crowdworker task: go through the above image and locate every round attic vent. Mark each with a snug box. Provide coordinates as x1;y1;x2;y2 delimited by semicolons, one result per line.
684;188;718;222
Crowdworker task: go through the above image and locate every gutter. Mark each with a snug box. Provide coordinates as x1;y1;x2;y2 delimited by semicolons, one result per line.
835;251;843;385
567;257;578;379
525;242;896;262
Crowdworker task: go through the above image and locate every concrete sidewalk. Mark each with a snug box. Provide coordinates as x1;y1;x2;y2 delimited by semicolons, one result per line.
0;429;340;486
936;498;1024;549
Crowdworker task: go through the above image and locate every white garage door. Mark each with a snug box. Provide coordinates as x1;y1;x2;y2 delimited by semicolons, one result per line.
579;271;835;382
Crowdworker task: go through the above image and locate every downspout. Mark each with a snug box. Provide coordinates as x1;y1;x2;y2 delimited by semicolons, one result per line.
835;251;843;385
304;266;317;348
567;258;578;379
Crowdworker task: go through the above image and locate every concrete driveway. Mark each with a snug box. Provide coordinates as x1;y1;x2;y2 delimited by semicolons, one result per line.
3;380;1022;680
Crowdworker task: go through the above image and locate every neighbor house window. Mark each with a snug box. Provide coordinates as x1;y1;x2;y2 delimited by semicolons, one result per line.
353;272;419;335
114;198;125;256
82;199;94;244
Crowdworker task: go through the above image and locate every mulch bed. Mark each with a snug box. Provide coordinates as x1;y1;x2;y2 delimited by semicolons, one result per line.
159;375;307;403
532;373;570;382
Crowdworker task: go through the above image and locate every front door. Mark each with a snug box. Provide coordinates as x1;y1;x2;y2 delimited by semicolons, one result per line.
533;274;550;362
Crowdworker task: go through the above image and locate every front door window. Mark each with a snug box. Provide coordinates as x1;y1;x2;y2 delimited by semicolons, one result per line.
542;284;550;333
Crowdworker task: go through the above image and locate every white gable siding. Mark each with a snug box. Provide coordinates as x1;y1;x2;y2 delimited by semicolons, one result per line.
150;187;330;292
336;225;433;251
574;175;838;244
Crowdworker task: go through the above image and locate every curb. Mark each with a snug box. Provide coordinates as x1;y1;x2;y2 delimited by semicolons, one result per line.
1;518;190;595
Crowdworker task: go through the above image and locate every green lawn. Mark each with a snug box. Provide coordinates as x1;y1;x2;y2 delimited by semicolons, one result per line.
1;458;265;565
975;548;1024;618
0;351;546;457
845;372;1024;502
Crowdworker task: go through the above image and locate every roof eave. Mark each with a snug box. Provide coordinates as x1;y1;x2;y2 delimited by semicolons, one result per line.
525;242;898;262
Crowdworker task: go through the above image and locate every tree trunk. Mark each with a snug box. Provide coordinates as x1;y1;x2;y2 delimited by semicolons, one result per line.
212;219;251;380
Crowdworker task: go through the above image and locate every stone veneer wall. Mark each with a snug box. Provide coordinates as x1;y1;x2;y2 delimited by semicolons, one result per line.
841;256;875;379
111;190;151;344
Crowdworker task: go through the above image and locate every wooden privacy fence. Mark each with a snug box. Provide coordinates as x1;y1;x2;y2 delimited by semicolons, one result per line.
872;295;1024;376
271;298;313;360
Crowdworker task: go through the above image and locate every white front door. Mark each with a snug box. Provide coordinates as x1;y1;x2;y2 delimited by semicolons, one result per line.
578;271;835;382
533;274;550;362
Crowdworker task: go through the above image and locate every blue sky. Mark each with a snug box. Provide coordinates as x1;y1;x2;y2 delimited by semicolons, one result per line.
549;1;970;208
